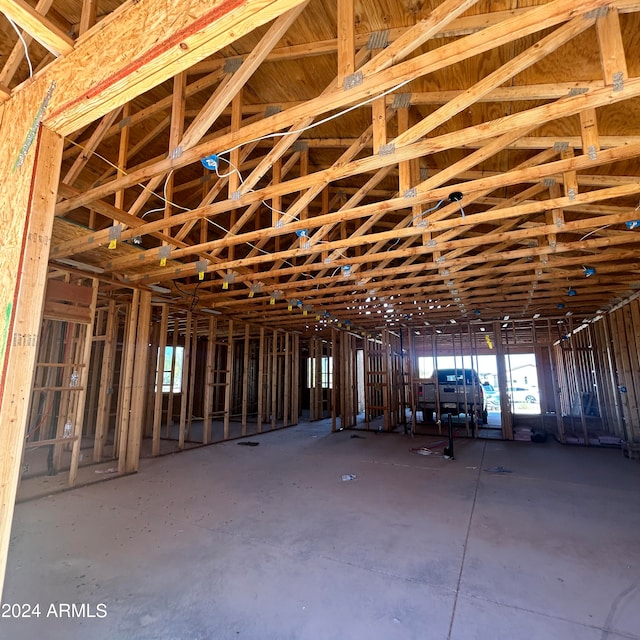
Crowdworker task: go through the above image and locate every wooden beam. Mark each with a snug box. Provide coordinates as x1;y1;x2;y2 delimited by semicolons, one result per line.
0;125;62;601
242;323;250;435
117;290;139;474
56;72;640;227
68;279;98;486
560;147;579;198
93;115;170;189
0;0;56;87
397;107;412;195
93;299;117;461
185;1;640;72
56;0;611;214
222;252;640;316
371;97;386;154
336;0;355;86
248;258;640;306
114;103;131;211
124;1;309;219
393;15;597;147
125;290;152;472
257;326;264;432
54;184;191;255
271;329;278;429
360;0;482;75
62;107;122;185
152;304;169;456
229;91;243;195
236;45;371;198
203;317;216;443
0;0;74;56
179;311;192;449
189;2;309;152
102;154;640;284
129;179;640;284
39;0;310;137
580;108;601;156
323;167;395;263
596;7;629;85
224;319;234;439
79;0;97;36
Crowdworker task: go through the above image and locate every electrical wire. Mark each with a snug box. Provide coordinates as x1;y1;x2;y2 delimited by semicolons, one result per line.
7;16;33;78
189;279;203;311
173;280;191;297
203;216;310;279
141;207;164;219
386;236;402;252
216;155;298;222
262;199;299;223
163;169;191;212
65;76;414;221
410;199;446;225
219;78;413;157
580;224;611;241
63;78;415;301
215;156;244;181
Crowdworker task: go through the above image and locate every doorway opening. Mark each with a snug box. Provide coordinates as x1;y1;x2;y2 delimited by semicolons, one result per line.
417;352;541;437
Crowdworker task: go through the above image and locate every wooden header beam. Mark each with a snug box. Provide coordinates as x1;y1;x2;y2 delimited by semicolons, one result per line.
42;0;310;136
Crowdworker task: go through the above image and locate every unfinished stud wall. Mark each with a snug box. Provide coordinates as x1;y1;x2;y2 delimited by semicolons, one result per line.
361;329;406;432
407;320;565;439
17;284;302;498
22;277;98;487
138;310;300;451
409;323;497;438
330;328;359;431
306;336;334;421
554;299;640;454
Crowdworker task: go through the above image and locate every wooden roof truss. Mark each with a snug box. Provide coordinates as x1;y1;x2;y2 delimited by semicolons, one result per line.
3;0;640;334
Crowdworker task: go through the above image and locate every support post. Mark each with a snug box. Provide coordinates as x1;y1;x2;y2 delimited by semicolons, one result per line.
68;279;98;486
257;326;264;433
117;290;140;473
179;311;192;449
203;317;216;444
0;125;63;601
152;304;169;456
242;323;250;435
124;290;152;473
224;320;234;439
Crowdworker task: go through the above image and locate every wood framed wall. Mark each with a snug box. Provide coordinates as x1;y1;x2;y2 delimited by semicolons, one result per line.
17;291;303;501
307;336;332;421
553;297;640;454
22;276;98;487
408;320;560;439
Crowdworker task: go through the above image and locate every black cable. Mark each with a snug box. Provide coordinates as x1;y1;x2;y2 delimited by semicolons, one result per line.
173;278;201;312
189;279;203;312
173;280;190;297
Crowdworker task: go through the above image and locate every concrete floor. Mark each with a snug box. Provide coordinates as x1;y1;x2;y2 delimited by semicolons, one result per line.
3;420;640;640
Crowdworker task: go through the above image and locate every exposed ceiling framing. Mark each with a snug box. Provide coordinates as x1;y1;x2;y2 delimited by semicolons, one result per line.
3;0;640;335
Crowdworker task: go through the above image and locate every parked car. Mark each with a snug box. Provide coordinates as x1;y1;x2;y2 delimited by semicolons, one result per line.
416;369;487;425
482;382;500;409
507;386;538;404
